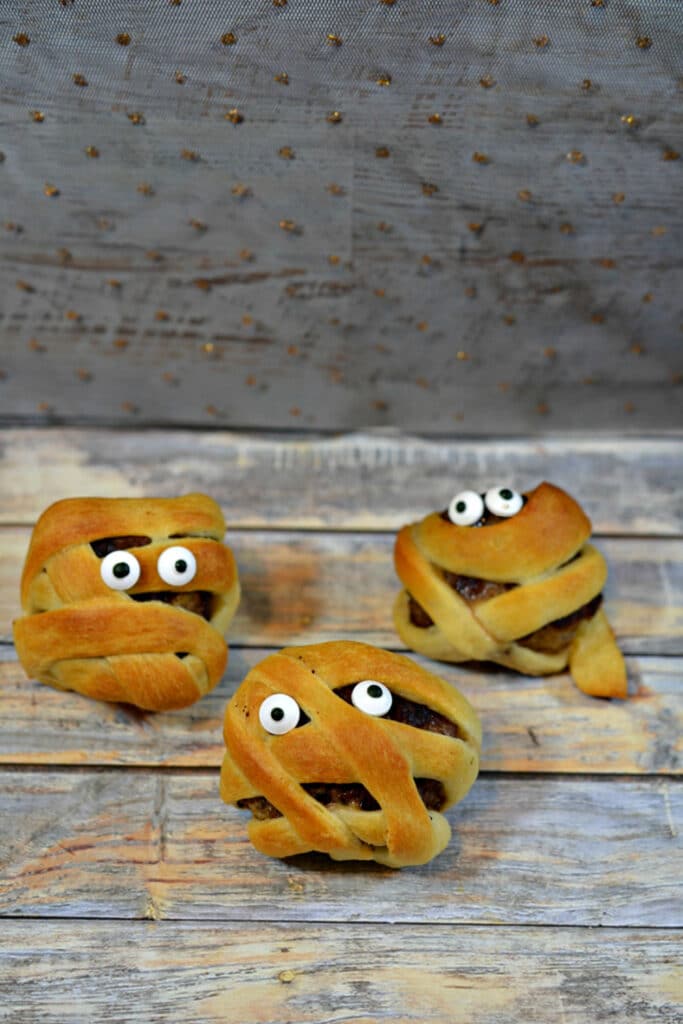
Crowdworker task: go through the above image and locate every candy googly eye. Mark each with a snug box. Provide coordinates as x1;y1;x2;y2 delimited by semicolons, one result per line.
157;546;197;586
484;486;524;518
259;693;302;735
447;490;485;526
351;679;393;717
100;549;142;591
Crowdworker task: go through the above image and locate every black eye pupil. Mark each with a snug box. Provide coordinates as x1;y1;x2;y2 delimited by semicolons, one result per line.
270;707;285;722
456;500;466;513
113;562;130;579
367;684;383;699
500;489;513;500
174;559;187;574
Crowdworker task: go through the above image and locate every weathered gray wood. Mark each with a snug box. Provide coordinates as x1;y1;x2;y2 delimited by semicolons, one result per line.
0;653;680;776
0;921;681;1024
2;528;681;652
1;429;682;535
1;2;681;433
0;770;680;926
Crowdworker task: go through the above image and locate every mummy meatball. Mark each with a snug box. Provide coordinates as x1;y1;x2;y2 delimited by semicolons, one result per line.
221;641;481;867
393;483;627;698
13;494;240;710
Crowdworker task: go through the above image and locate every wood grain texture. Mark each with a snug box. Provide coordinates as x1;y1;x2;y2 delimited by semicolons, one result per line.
0;652;680;775
1;769;680;926
0;921;681;1024
1;2;681;433
1;429;682;534
0;420;680;1015
3;528;681;651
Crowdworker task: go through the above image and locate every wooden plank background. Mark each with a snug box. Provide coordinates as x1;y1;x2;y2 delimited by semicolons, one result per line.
1;768;680;927
1;429;682;533
1;1;681;434
0;428;682;1021
4;529;682;651
1;430;682;1014
1;922;680;1024
1;652;680;774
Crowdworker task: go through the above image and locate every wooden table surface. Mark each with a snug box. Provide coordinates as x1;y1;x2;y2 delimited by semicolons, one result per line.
0;429;681;1023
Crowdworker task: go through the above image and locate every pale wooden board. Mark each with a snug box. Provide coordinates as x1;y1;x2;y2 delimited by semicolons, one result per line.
0;425;679;1013
1;921;681;1024
2;528;682;651
1;769;680;926
1;429;682;535
0;652;680;776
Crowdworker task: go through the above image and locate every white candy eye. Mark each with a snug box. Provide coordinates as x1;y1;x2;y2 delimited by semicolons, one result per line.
447;490;485;526
157;546;197;586
100;549;141;591
351;680;393;717
484;486;524;518
259;693;302;735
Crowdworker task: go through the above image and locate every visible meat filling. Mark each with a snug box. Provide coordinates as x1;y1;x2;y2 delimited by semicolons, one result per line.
519;594;603;653
442;571;514;603
415;778;448;810
238;778;447;821
304;778;446;812
408;595;435;628
238;796;282;820
237;685;457;823
408;570;513;628
91;536;213;620
304;781;380;811
408;565;603;654
91;535;151;557
131;589;213;621
334;684;460;738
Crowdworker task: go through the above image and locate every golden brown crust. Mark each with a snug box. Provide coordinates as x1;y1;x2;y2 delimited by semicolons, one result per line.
20;494;226;606
220;641;481;867
414;483;591;583
569;608;628;699
393;482;627;698
13;494;240;710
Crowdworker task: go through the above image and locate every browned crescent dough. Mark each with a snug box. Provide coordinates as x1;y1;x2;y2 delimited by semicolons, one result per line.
13;494;240;710
221;641;482;868
393;482;627;699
